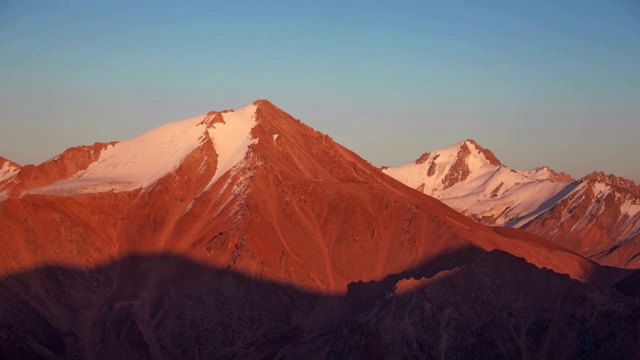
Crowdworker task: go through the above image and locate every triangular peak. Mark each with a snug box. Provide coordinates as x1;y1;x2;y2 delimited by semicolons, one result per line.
419;139;502;170
0;156;21;169
0;157;21;183
253;99;277;109
461;139;502;166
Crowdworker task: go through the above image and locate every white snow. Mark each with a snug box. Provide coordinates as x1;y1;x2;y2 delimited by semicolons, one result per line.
0;161;19;183
25;103;258;196
386;137;639;231
204;103;258;190
384;141;493;196
383;140;577;227
479;180;573;226
621;199;640;217
522;167;556;181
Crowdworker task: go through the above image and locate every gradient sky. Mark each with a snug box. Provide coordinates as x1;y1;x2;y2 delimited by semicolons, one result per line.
1;1;639;182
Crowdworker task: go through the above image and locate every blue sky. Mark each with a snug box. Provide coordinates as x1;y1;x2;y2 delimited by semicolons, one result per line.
1;1;639;181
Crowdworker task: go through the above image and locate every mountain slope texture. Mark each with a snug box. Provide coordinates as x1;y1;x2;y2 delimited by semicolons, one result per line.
1;101;639;359
383;140;640;269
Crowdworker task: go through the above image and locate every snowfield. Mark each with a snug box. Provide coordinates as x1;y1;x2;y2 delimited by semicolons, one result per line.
383;140;578;226
24;103;258;196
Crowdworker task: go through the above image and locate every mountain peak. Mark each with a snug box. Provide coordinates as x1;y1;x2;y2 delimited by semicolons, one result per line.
581;171;640;195
384;140;579;228
0;156;20;167
0;157;21;184
414;140;501;167
462;139;502;166
384;139;506;197
253;98;276;108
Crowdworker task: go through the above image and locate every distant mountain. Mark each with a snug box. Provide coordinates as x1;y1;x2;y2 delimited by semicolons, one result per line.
1;102;638;358
0;157;20;187
383;140;640;268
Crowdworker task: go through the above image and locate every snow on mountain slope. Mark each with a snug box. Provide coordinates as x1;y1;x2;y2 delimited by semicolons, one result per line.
383;139;573;227
0;158;20;183
23;103;257;196
205;104;258;190
384;140;640;268
524;173;640;267
383;140;500;197
0;158;20;202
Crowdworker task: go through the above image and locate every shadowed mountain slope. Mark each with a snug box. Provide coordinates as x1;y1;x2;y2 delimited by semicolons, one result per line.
1;253;639;359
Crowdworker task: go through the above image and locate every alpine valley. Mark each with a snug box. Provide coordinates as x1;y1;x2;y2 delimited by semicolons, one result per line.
1;100;639;359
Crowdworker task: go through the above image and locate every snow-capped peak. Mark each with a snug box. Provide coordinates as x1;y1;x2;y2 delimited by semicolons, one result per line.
384;139;501;196
383;139;575;227
0;158;20;183
25;103;258;195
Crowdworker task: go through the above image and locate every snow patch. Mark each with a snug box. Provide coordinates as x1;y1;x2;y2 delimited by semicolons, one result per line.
24;102;258;196
204;103;258;190
621;200;640;217
0;162;19;183
591;182;612;198
26;115;209;195
384;140;577;227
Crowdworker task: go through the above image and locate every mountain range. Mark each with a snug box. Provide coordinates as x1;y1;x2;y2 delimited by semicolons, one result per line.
383;139;640;269
1;100;639;359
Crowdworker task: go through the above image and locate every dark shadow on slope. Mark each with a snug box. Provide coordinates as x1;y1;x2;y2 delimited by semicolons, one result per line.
615;269;640;298
506;182;580;227
492;226;635;287
298;245;488;336
344;244;486;314
1;250;640;360
322;250;640;360
0;245;487;360
0;254;323;360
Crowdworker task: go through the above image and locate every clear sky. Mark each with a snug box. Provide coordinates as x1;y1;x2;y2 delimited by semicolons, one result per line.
1;0;639;182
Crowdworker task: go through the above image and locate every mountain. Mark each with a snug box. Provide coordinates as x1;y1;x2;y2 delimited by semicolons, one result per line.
0;142;116;200
1;101;639;358
383;140;640;268
0;157;20;196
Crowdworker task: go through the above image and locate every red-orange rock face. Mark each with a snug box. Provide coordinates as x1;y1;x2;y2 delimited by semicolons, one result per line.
0;100;638;359
522;177;640;268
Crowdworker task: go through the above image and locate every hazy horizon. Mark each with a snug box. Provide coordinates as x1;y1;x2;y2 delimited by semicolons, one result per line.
1;1;638;182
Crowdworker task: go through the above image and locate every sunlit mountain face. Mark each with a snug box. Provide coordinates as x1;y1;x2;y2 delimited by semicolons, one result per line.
1;100;639;359
384;140;640;269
